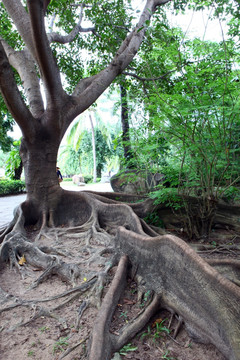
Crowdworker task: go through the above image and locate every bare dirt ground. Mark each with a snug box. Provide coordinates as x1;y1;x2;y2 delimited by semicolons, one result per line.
0;210;238;360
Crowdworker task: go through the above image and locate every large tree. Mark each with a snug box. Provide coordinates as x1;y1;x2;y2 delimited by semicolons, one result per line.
0;1;240;360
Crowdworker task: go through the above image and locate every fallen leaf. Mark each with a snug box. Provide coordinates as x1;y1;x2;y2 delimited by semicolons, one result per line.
152;318;163;328
18;255;26;265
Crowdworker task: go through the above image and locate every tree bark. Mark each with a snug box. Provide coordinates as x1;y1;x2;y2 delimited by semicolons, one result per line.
120;84;133;166
115;227;240;360
89;112;97;183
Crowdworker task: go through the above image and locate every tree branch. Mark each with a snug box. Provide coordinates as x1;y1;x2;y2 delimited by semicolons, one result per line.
27;0;64;106
48;25;96;44
0;40;35;139
69;0;171;124
2;0;36;58
0;38;44;117
48;3;97;44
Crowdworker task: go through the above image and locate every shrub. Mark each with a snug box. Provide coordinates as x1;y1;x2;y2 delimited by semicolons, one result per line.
82;175;101;184
0;179;26;196
221;186;240;203
84;175;93;184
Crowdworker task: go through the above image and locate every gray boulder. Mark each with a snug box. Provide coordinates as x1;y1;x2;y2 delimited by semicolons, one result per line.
110;170;164;194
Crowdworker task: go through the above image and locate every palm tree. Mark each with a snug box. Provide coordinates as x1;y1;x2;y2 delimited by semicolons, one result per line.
59;108;120;179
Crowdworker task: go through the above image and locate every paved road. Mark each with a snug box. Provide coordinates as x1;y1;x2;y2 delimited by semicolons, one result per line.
0;182;113;227
0;193;27;227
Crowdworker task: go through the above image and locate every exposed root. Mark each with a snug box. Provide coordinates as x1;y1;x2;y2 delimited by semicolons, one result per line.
59;336;89;360
0;277;97;315
0;204;26;244
173;315;183;339
192;243;240;254
89;255;129;360
0;222;14;243
114;293;162;351
75;299;89;330
1;190;240;360
204;258;240;286
115;227;240;360
32;259;80;288
1;232;81;287
7;303;68;332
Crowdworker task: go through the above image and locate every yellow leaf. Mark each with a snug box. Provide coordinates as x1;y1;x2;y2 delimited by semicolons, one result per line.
19;255;26;265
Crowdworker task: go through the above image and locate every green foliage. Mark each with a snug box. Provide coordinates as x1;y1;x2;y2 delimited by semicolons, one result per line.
152;320;171;341
139;290;152;308
0;179;25;196
81;128;116;176
161;349;177;360
120;311;128;320
0;97;14;152
27;350;35;357
5;140;22;180
122;20;240;238
118;343;138;356
140;325;152;340
0;150;8;169
0;0;133;154
58;145;81;176
144;211;164;228
150;188;183;209
52;337;69;354
60;112;119;177
140;318;170;343
221;186;240;203
84;175;93;184
47;0;135;92
39;326;49;333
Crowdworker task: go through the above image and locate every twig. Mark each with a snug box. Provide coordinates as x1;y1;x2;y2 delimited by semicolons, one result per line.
59;336;89;360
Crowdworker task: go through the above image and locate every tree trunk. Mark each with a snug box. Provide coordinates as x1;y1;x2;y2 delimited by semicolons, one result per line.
89;112;97;183
120;84;134;167
19;126;62;225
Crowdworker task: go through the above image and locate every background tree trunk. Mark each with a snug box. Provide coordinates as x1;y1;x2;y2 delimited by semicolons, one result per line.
89;112;97;183
120;84;134;167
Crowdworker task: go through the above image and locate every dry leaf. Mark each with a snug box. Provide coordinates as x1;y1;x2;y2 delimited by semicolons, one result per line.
18;255;26;265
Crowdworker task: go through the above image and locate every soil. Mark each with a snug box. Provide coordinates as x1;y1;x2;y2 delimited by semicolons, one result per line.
0;224;239;360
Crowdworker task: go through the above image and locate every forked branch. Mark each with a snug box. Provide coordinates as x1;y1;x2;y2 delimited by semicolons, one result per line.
70;0;171;119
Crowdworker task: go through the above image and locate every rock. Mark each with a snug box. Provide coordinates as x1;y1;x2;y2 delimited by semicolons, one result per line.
72;175;85;185
110;170;165;194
